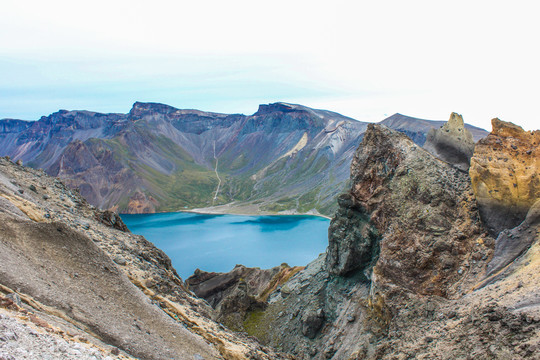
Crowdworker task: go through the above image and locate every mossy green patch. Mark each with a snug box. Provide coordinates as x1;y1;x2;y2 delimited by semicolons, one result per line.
243;309;269;341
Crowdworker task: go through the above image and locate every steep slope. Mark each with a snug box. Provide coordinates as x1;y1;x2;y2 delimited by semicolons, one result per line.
0;156;290;360
228;122;538;359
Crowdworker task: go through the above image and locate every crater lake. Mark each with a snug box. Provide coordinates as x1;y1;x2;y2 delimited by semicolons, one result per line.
121;212;330;278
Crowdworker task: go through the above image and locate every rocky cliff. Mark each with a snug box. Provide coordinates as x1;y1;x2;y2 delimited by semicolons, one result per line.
0;104;488;216
221;121;538;359
0;156;290;360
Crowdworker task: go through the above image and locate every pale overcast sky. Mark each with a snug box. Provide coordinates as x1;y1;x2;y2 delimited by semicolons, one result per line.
1;0;538;130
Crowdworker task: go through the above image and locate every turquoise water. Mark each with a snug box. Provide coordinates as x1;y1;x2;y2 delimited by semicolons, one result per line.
121;212;330;279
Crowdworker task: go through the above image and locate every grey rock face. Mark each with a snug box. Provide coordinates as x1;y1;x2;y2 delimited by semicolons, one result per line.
326;193;379;276
486;199;540;277
423;112;475;171
301;309;325;339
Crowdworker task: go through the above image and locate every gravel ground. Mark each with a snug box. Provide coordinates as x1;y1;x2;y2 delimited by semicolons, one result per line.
0;309;123;360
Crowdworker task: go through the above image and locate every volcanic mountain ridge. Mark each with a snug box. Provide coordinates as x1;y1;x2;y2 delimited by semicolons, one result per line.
0;102;488;216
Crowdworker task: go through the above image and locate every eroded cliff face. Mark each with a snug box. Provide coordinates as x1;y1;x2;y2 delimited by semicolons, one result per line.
237;123;539;359
470;118;540;235
336;124;486;297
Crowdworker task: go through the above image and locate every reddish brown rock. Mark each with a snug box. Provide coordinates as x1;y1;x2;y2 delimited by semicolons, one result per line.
346;124;487;297
126;191;158;214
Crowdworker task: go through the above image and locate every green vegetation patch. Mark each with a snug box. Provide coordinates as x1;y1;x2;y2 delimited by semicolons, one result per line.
243;309;269;340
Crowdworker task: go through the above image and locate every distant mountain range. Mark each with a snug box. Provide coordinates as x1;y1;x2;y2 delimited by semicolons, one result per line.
0;102;488;215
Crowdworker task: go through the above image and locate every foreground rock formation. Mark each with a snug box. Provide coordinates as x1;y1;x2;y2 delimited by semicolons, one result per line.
212;122;539;359
0;157;289;360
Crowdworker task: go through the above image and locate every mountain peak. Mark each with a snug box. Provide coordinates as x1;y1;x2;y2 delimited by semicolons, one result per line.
130;101;179;116
254;102;300;115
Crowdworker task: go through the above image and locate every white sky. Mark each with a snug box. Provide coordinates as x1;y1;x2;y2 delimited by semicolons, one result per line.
1;0;539;130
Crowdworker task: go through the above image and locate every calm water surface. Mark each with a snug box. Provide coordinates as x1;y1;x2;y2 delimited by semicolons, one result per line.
121;212;330;278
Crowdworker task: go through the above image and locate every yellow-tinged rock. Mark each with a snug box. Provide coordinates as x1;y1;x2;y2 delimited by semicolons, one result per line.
470;118;539;235
0;193;46;222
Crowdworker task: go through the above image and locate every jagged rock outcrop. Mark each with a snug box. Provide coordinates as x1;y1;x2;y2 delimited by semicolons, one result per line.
423;112;475;171
470;118;540;235
326;193;378;276
0;157;291;360
186;264;303;332
348;124;485;296
236;124;539;359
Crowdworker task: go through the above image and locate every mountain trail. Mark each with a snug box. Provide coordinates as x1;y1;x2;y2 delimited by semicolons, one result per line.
212;141;221;205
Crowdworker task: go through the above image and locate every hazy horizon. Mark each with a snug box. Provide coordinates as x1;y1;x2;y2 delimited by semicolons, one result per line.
2;0;538;131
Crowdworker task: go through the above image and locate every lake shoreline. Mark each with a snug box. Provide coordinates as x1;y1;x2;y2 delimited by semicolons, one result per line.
121;205;333;220
182;208;333;220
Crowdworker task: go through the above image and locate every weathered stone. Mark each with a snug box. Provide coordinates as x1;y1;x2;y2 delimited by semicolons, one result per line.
470;118;540;235
301;309;325;339
423;112;476;171
94;210;130;232
113;256;127;266
6;293;22;307
186;264;302;331
326;193;379;276
486;199;540;277
348;124;484;296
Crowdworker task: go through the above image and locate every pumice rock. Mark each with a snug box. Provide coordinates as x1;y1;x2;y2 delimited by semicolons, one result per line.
423;112;475;171
470;118;540;235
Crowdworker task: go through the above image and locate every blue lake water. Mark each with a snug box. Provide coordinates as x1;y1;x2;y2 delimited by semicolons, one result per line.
121;212;330;279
